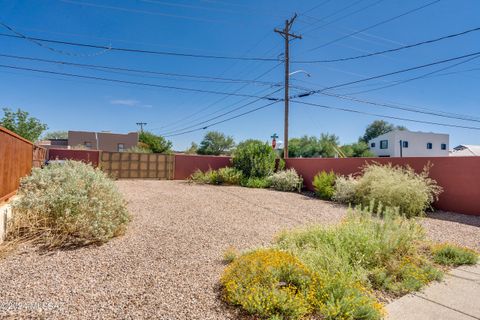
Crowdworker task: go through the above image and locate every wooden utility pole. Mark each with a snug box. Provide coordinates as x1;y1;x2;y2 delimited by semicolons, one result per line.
136;122;147;132
275;14;301;159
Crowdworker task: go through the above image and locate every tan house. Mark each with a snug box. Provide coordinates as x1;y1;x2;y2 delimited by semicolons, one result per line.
68;131;139;152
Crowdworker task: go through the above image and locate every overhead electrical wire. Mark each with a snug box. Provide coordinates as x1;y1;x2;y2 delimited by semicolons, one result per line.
162;100;281;137
292;100;480;131
293;26;480;63
0;53;281;85
340;53;480;95
0;29;280;62
291;51;480;99
306;0;442;51
0;63;283;100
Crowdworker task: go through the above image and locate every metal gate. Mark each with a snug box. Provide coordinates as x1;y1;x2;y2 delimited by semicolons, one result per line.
100;152;174;179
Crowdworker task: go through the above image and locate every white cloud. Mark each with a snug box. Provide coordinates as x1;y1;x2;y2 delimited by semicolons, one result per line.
110;99;140;107
109;99;152;108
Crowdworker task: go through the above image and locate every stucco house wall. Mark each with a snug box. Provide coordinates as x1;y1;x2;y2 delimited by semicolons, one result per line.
68;131;139;152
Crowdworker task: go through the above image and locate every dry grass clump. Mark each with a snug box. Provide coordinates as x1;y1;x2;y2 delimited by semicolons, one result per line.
432;244;478;266
7;160;130;248
267;169;303;192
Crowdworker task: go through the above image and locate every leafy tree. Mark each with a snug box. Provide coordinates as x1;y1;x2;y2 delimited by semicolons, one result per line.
288;133;339;158
232;140;276;178
0;108;48;142
197;131;235;155
341;141;375;158
139;131;172;153
42;130;68;140
360;120;407;143
185;142;198;154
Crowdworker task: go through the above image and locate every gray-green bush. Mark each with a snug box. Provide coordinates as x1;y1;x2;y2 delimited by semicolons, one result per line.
354;163;442;217
10;161;130;246
267;169;303;192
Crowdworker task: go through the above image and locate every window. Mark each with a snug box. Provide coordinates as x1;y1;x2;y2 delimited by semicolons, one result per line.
427;143;433;150
84;141;92;149
380;140;388;149
370;142;376;148
441;143;447;150
117;143;125;152
402;141;409;148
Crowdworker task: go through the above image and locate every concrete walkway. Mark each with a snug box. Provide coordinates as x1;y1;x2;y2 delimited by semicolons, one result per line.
386;264;480;320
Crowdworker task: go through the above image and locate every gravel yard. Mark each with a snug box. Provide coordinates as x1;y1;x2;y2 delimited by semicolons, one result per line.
0;180;478;319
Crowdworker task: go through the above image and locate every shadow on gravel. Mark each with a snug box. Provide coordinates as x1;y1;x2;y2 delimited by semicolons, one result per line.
426;211;480;228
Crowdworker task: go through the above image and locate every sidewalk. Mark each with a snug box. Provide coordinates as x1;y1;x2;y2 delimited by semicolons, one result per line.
386;264;480;320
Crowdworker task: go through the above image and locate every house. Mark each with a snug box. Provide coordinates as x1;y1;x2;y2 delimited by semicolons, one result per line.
37;138;69;150
369;130;449;157
450;145;480;156
67;131;139;152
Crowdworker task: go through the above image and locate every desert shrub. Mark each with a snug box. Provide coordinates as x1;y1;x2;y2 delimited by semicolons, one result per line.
332;175;358;204
221;249;317;319
217;167;243;185
189;169;221;185
10;161;129;246
432;244;478;266
355;163;443;217
312;171;336;200
241;177;271;189
232;140;276;178
267;169;303;192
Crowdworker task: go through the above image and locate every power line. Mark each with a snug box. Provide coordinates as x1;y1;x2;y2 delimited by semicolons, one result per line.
320;92;480;123
291;51;480;98
292;100;480;131
0;21;111;57
163;100;281;137
157;88;283;135
0;29;279;62
342;53;480;95
293;26;480;63
307;0;442;51
0;63;283;100
0;53;282;85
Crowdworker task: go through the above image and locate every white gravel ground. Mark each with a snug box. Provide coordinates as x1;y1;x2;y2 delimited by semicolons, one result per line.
0;180;478;319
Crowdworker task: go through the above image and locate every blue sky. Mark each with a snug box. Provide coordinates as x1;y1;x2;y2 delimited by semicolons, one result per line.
1;0;479;150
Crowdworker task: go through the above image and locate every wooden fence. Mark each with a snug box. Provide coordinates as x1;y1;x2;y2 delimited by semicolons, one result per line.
0;127;38;202
100;152;174;179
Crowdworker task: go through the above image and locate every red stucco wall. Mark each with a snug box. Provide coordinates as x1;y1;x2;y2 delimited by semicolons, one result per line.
286;157;480;215
174;154;231;180
48;149;100;166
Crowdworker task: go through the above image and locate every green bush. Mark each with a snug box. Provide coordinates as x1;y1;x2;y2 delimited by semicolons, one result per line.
432;244;478;266
312;171;336;200
267;169;303;192
332;175;358;204
355;163;442;217
189;169;222;185
217;167;244;185
221;249;316;319
241;177;271;189
11;161;130;246
232;140;277;178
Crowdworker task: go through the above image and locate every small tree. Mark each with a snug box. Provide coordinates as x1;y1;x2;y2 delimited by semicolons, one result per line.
360;120;407;143
341;141;374;157
42;130;68;140
1;108;48;142
288;133;339;158
139;131;172;153
197;131;235;155
185;142;198;154
232;140;276;178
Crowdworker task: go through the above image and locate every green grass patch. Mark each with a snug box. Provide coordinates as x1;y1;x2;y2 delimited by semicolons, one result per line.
432;244;478;266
